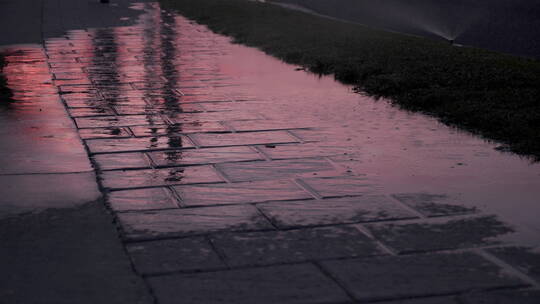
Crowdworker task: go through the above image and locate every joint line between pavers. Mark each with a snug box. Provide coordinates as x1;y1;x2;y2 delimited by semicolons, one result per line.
219;121;237;133
185;133;201;148
474;248;540;289
312;261;357;302
253;204;280;230
124;126;137;137
142;152;157;169
205;235;232;269
168;186;186;208
252;145;273;161
388;195;427;219
293;178;323;200
354;224;399;256
211;164;233;184
286;129;306;143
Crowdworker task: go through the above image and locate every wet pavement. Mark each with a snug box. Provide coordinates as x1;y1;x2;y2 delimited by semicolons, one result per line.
1;1;540;303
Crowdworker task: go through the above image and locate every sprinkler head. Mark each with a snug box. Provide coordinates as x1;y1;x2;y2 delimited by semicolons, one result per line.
448;39;455;45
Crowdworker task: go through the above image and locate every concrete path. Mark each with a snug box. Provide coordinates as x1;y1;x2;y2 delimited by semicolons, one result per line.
0;0;153;303
1;1;539;303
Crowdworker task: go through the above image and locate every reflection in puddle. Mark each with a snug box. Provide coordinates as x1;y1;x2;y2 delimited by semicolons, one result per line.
1;2;539;247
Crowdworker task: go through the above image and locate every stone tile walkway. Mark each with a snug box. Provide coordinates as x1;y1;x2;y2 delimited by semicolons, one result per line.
35;2;540;303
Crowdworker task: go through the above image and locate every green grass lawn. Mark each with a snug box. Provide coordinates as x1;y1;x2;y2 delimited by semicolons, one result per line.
161;0;540;159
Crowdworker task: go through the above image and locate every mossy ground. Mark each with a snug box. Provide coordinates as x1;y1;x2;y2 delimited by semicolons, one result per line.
163;0;540;159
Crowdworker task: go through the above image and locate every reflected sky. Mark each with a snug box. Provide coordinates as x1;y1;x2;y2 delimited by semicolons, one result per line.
1;2;539;245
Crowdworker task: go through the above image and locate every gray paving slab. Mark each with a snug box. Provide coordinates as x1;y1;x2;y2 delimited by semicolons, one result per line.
378;297;460;304
174;180;313;207
487;246;540;282
148;264;352;304
93;152;151;170
365;215;515;253
107;187;179;212
148;146;264;167
216;158;340;182
258;195;417;229
321;252;527;302
117;204;273;240
301;176;374;198
100;166;224;190
129;122;229;136
190;130;299;147
392;193;478;217
462;289;540;304
87;136;195;154
126;237;225;275
210;225;385;267
79;127;132;139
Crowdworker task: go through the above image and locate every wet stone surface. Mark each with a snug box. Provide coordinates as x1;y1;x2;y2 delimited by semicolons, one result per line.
174;180;313;207
117;204;273;241
216;159;341;182
126;237;225;275
392;193;477;217
487;246;540;282
462;289;540;304
148;264;351;304
93;152;150;170
321;252;527;302
148;146;263;167
365;215;515;253
258;196;417;229
86;136;194;154
191;130;299;148
210;225;385;267
100;166;224;190
26;2;540;303
107;188;179;212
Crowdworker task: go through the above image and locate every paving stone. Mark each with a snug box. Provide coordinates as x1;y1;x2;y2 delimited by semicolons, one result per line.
227;120;312;132
68;107;115;117
78;127;131;139
301;176;374;198
63;98;108;108
257;143;351;160
462;289;540;304
258;196;417;228
365;215;514;253
149;146;263;167
129;122;229;136
126;237;225;275
378;297;459;304
112;105;160;116
100;166;224;190
117;205;273;240
174;180;312;207
321;252;526;302
170;111;262;124
75;115;165;128
211;225;384;267
487;246;540;281
191;131;299;147
148;264;351;304
217;159;338;182
108;188;179;212
93;152;150;170
86;136;194;154
392;193;477;217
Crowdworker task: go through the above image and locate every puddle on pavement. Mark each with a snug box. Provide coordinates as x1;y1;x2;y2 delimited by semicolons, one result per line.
1;2;539;245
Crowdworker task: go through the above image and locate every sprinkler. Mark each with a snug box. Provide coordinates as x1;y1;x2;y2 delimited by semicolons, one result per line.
448;39;455;45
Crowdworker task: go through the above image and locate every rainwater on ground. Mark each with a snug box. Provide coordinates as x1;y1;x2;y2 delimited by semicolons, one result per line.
1;1;539;246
